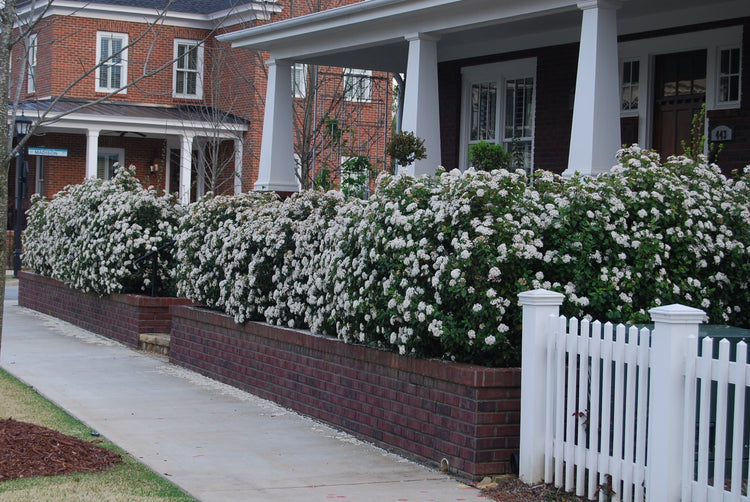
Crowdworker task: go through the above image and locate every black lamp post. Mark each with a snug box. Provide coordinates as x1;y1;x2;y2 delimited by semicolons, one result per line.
13;113;32;278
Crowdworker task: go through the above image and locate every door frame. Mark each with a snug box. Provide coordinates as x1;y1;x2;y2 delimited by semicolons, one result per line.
618;25;742;150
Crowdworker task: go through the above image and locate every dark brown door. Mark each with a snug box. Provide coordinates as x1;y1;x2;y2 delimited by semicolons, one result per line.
652;50;706;158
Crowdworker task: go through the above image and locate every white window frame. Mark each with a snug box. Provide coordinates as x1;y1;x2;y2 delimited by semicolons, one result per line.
459;58;537;172
716;45;742;108
618;25;743;147
27;33;37;94
343;68;372;102
97;147;124;180
173;39;204;99
620;58;641;116
292;63;307;98
96;32;128;94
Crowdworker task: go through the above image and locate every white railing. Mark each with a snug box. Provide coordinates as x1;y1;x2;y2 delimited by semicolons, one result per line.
518;289;750;502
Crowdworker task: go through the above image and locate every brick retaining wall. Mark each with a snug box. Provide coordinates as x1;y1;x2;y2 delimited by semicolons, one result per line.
170;305;522;480
18;271;192;347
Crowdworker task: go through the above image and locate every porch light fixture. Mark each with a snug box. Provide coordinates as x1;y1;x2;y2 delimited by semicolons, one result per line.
149;154;161;174
149;159;161;173
14;113;32;138
13;112;33;278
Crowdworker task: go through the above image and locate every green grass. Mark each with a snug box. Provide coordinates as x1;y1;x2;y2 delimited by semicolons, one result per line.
0;367;199;502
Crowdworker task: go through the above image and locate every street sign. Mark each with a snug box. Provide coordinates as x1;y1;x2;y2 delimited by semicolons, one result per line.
28;147;68;157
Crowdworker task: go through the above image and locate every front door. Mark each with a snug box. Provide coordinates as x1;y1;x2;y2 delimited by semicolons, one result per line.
652;50;707;158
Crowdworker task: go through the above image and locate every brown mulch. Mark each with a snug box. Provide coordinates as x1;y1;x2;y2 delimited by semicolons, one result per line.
480;475;590;502
0;418;122;481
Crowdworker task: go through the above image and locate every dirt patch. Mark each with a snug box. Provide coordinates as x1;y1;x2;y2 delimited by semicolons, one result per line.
480;475;589;502
0;418;122;481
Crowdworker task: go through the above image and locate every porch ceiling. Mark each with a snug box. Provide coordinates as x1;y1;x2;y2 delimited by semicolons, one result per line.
220;0;750;72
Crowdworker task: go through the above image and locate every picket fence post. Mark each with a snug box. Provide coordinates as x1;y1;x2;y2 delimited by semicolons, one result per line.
518;288;565;484
647;304;706;502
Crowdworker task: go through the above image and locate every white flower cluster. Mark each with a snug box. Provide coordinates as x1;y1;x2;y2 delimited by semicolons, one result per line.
24;167;183;295
174;150;749;367
26;147;750;367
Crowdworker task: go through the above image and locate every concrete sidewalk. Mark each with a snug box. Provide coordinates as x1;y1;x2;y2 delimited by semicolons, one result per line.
0;288;487;502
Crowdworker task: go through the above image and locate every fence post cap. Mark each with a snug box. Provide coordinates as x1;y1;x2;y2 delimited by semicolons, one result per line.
648;303;706;324
517;288;565;306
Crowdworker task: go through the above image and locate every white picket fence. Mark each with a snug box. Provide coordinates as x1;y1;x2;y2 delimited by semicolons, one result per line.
518;289;750;502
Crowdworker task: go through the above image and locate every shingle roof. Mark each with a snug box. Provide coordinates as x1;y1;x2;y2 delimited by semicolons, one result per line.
19;0;264;15
16;98;249;126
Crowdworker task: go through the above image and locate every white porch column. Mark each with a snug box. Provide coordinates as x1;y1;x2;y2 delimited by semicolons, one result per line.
564;0;623;177
179;134;194;205
85;129;100;179
195;138;206;198
234;137;243;195
401;33;442;177
255;58;297;192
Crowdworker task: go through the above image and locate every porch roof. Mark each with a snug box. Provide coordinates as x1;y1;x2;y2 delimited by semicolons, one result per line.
219;0;750;72
14;98;249;138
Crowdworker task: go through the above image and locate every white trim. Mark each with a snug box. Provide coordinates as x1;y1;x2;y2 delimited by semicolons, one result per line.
172;39;204;99
17;1;282;30
715;45;742;109
95;31;128;94
618;25;743;148
27;33;37;94
459;58;537;172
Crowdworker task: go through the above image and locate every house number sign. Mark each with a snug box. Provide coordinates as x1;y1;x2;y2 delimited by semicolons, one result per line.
709;125;735;142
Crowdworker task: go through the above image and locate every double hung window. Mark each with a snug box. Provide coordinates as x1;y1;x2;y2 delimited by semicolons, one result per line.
96;32;128;93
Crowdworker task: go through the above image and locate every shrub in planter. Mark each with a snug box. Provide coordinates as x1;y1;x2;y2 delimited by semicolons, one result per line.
309;168;554;367
174;191;278;316
537;146;750;328
23;167;183;295
172;146;749;368
175;190;346;326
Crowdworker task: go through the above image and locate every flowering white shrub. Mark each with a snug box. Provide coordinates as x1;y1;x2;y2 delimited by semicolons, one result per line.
174;147;749;367
540;146;750;328
175;190;344;326
23;167;183;295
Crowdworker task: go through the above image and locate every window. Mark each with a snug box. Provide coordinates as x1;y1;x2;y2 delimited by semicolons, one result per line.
97;148;124;180
27;34;37;94
292;63;307;98
503;78;534;175
470;82;497;142
174;40;203;99
96;32;128;93
461;58;536;174
718;47;741;105
343;68;372;102
621;60;639;111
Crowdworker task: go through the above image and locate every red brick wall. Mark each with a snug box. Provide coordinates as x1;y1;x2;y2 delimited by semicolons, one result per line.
170;305;522;480
18;272;192;347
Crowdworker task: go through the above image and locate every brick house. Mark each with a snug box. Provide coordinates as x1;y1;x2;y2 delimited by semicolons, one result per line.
221;0;749;184
9;0;392;228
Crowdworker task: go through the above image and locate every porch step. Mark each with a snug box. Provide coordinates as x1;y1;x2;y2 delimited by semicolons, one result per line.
139;333;170;357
